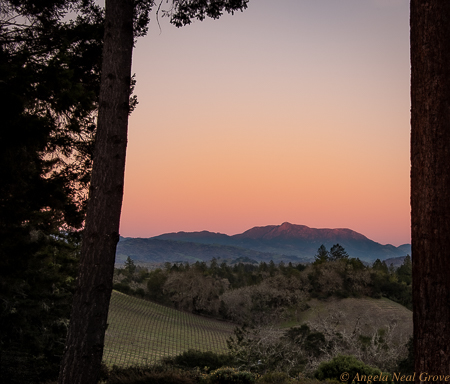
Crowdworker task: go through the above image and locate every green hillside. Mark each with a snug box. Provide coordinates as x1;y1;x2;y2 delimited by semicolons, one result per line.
103;291;236;367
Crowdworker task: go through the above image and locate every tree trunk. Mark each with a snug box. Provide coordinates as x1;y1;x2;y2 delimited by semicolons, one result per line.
58;0;134;383
411;1;450;381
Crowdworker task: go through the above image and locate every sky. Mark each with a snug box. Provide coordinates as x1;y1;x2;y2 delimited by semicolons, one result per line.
119;0;411;246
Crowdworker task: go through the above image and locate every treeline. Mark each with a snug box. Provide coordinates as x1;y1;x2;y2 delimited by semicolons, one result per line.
114;244;412;325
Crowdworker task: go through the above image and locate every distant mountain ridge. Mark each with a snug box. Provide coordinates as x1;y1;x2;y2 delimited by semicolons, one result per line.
117;222;410;264
236;222;369;241
115;238;298;265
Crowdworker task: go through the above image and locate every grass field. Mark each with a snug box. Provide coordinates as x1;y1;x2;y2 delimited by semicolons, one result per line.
103;291;236;367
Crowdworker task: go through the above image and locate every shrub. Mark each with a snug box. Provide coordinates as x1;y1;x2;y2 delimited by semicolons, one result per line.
135;287;146;298
163;349;235;371
314;355;392;384
205;367;257;384
397;337;414;375
257;371;293;384
113;282;132;295
106;365;199;384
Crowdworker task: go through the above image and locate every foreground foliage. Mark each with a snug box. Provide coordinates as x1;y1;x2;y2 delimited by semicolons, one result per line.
93;362;322;384
106;365;200;384
94;350;405;384
163;349;236;372
315;355;392;384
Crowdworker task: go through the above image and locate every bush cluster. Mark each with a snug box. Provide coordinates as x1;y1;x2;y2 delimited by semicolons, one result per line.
315;355;392;384
162;349;236;372
205;367;257;384
93;343;415;384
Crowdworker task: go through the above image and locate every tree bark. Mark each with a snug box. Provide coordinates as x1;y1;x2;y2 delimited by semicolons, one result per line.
58;0;134;383
411;1;450;382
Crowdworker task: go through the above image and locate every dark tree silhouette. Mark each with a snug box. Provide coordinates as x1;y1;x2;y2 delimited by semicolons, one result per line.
314;244;330;264
58;1;248;383
329;244;349;261
58;0;133;382
1;1;102;382
410;1;450;381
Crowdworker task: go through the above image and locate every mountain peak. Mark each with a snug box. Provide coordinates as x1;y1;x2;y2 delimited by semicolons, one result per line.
124;222;410;263
236;222;369;241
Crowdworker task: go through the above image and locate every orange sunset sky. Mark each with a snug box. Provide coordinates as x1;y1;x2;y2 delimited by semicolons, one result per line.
119;0;411;246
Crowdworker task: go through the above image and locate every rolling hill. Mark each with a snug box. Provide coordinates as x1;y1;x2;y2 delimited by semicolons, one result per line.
103;291;236;367
286;296;412;344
